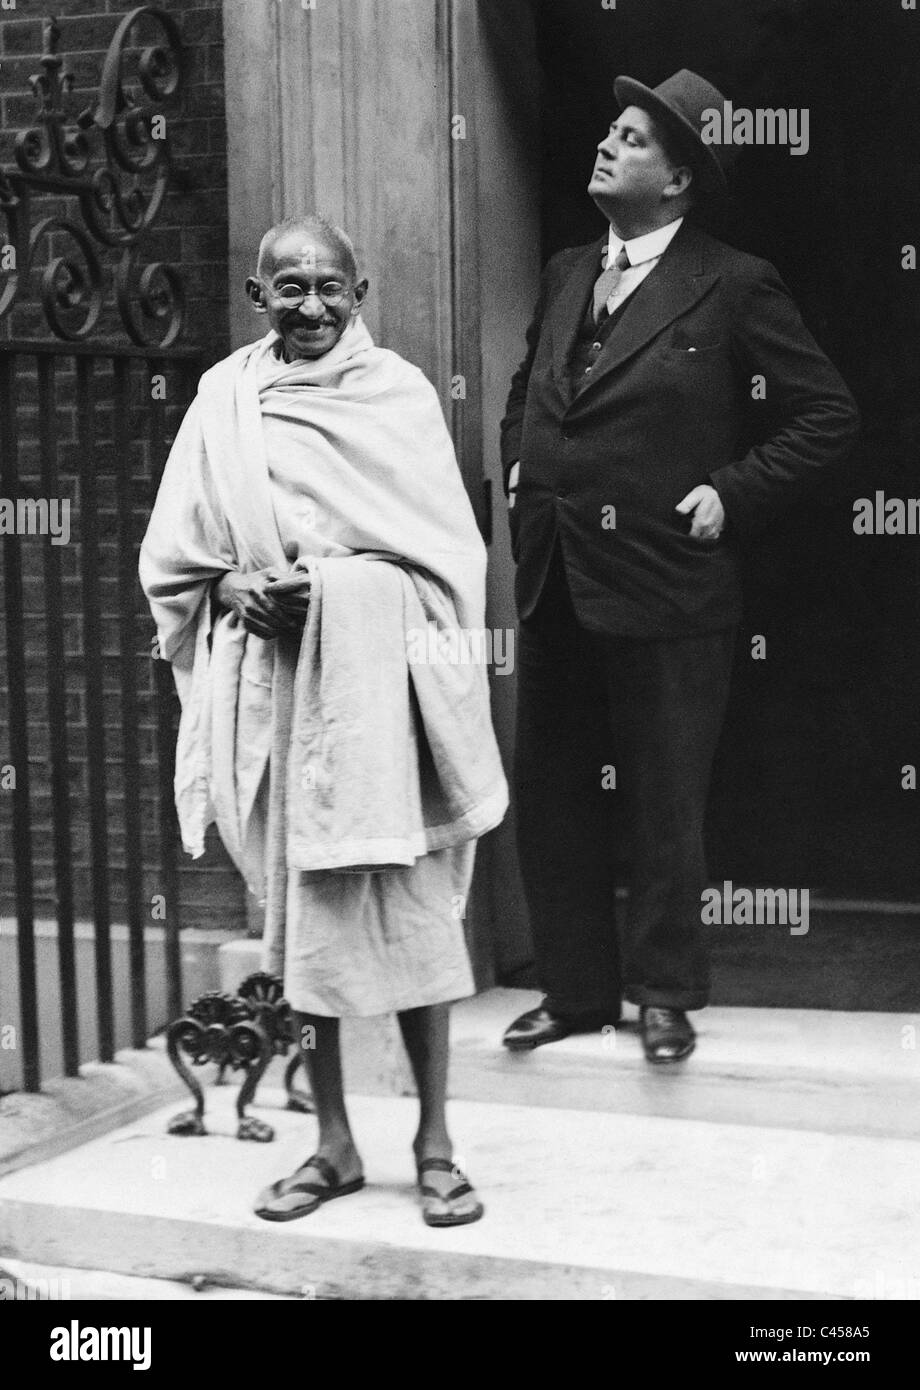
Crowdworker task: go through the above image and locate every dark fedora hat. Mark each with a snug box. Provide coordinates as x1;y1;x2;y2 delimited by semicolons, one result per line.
613;68;737;197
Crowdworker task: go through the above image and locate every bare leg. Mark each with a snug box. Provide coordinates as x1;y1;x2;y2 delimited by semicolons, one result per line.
398;1003;482;1221
397;1003;452;1164
294;1012;362;1182
254;1013;364;1218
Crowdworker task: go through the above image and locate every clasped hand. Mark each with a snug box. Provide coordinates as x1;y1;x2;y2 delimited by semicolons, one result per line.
215;568;311;640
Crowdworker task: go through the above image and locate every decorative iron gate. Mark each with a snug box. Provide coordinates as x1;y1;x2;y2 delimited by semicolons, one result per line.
0;9;202;1092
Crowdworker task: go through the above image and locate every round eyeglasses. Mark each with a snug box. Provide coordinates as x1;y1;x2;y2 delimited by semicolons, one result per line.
260;278;351;309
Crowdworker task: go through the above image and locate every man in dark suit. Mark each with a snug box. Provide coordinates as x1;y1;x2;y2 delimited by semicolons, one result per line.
500;70;859;1062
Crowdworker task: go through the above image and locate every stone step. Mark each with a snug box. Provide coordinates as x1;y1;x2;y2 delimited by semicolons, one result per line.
4;990;919;1300
219;953;920;1142
439;990;920;1142
0;1257;291;1301
1;1081;917;1300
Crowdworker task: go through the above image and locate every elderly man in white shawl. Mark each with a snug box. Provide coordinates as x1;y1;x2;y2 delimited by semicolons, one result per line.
140;216;508;1227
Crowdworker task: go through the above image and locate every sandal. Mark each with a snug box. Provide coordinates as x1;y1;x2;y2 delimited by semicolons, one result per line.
417;1158;485;1228
254;1153;365;1223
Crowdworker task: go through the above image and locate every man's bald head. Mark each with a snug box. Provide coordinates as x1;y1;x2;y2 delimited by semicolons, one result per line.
257;215;358;281
247;214;368;362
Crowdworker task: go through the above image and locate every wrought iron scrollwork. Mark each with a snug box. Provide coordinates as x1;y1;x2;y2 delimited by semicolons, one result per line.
165;975;314;1143
0;8;190;345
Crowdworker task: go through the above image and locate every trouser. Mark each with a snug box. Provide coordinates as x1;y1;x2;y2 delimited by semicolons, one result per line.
513;549;735;1015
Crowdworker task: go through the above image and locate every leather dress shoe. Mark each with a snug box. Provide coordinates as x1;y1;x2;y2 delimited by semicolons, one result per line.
502;1004;618;1052
640;1006;696;1063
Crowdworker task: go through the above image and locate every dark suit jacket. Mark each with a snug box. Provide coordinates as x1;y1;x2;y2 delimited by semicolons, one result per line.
500;222;860;638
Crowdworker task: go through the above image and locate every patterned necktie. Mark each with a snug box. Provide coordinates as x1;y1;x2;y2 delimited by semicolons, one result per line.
592;245;631;324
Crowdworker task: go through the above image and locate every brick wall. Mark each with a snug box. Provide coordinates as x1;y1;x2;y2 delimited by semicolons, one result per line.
0;0;249;937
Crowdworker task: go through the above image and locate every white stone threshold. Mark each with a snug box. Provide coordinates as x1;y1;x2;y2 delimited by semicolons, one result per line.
2;990;920;1300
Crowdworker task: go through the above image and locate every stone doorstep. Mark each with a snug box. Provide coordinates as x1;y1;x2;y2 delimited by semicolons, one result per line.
452;989;920;1081
3;992;920;1298
0;1083;914;1301
4;988;919;1192
154;985;920;1144
443;990;920;1142
220;949;920;1141
258;986;920;1141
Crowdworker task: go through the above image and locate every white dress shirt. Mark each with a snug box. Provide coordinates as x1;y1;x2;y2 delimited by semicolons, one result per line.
603;216;684;317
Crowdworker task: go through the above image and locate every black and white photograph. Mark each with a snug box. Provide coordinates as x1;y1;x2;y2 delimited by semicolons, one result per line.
0;0;918;1340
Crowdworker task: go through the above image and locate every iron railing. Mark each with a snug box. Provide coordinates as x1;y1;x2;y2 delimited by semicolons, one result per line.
0;9;201;1091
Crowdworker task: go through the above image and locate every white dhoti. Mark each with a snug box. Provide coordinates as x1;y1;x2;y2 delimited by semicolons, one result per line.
283;844;476;1017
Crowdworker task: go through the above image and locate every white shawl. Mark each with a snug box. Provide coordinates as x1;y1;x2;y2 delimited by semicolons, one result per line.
139;320;507;898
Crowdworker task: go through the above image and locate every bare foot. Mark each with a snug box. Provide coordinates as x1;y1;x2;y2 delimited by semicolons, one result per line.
254;1147;364;1222
414;1142;484;1227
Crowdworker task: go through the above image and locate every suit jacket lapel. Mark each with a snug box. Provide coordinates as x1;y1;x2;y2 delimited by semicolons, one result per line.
562;224;721;410
549;237;606;405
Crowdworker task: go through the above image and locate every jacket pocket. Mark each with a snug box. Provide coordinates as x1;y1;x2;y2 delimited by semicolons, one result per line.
663;343;724;358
